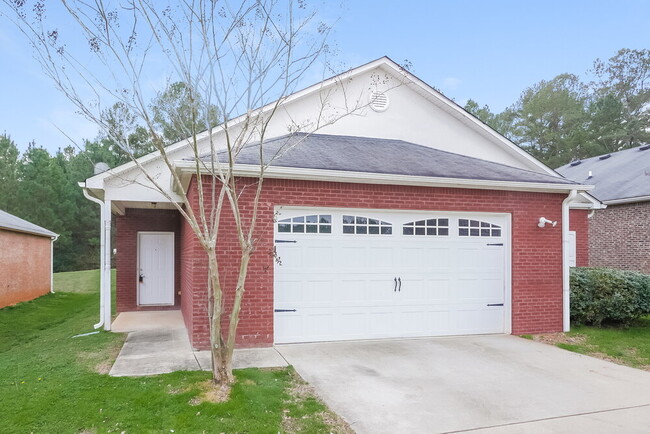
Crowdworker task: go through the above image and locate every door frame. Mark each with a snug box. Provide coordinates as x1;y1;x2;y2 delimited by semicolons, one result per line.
273;206;513;343
137;231;175;306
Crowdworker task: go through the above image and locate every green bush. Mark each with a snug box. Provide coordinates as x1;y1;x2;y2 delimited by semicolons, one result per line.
570;267;650;326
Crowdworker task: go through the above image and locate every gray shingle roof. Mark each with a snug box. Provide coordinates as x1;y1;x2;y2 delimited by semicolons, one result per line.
0;210;58;238
556;146;650;202
195;133;577;186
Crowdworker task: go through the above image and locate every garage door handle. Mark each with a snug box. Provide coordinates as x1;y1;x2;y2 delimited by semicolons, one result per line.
275;240;297;243
274;309;297;312
487;243;503;246
487;303;504;307
398;277;402;292
394;277;397;292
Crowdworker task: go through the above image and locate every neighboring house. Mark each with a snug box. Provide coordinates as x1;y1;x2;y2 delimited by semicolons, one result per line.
557;145;650;274
0;210;58;308
81;57;597;349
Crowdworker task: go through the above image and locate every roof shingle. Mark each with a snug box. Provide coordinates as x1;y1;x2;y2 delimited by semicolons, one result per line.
556;146;650;202
195;133;577;186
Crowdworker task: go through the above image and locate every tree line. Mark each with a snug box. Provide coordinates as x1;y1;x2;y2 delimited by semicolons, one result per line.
0;82;217;272
0;49;647;272
464;48;650;169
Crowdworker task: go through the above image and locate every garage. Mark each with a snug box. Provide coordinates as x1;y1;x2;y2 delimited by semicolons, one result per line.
274;207;511;344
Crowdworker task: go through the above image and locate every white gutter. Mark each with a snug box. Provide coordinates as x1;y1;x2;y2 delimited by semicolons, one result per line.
81;183;107;330
603;195;650;205
50;233;60;293
562;189;578;332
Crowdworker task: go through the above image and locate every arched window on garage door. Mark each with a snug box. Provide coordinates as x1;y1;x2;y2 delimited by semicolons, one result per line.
402;218;449;236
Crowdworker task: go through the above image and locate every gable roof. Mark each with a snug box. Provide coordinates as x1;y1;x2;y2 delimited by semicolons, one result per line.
193;133;580;187
0;210;58;238
556;145;650;204
85;56;560;192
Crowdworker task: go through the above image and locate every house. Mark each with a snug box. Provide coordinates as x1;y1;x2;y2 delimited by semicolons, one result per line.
80;57;597;349
0;210;58;308
557;145;650;274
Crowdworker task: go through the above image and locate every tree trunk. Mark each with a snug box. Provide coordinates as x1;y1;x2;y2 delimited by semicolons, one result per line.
206;248;234;385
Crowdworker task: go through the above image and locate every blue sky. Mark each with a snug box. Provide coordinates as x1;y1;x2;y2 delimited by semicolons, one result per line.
1;0;649;154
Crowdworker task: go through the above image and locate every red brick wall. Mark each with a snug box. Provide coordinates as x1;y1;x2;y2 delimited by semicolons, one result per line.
0;229;52;308
569;209;589;267
181;176;568;349
115;208;181;312
588;202;650;273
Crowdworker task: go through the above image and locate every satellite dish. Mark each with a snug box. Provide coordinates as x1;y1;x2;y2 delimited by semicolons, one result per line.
94;162;110;175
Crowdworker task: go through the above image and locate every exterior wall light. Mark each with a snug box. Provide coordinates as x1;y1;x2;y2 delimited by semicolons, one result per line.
538;217;557;228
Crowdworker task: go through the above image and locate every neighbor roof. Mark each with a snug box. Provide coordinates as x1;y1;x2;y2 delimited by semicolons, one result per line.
195;133;578;186
0;210;58;238
556;145;650;203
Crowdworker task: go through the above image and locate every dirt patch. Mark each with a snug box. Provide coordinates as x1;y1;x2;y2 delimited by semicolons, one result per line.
191;379;232;404
282;369;353;434
76;334;126;374
531;333;587;346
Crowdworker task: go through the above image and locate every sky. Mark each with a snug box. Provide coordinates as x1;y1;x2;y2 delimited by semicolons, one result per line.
1;0;649;154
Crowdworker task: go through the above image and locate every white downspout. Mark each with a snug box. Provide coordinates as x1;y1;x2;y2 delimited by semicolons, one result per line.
562;189;578;332
50;234;60;293
81;184;106;330
103;200;112;331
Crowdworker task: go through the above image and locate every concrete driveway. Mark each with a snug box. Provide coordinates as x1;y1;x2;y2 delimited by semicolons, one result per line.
276;335;650;433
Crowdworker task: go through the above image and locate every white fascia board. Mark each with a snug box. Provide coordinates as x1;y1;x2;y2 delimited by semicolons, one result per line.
603;195;650;205
88;55;560;187
173;160;593;194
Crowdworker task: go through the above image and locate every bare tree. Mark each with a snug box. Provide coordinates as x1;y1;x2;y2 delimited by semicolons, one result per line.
3;0;404;388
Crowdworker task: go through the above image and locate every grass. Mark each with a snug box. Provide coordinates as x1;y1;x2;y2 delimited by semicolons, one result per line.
1;270;348;433
536;317;650;369
53;269;116;294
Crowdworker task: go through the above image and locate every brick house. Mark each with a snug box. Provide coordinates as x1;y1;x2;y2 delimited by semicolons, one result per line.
81;57;596;349
0;210;58;308
557;145;650;274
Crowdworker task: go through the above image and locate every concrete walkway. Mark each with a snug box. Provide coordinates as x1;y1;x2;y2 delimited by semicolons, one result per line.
277;335;650;434
109;311;287;377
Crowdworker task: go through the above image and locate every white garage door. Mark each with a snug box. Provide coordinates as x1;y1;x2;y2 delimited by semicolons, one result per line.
274;208;510;344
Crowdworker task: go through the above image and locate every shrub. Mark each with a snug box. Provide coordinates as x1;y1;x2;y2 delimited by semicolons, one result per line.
570;267;650;326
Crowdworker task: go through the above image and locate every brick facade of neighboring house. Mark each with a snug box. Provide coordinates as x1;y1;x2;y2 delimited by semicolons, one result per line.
0;229;53;308
161;176;568;350
115;209;182;312
588;202;650;274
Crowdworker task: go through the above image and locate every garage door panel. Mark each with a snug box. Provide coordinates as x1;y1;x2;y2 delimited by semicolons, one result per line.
305;246;333;268
274;208;508;343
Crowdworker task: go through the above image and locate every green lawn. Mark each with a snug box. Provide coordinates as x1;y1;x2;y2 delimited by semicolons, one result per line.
1;271;348;433
53;268;116;294
540;317;650;370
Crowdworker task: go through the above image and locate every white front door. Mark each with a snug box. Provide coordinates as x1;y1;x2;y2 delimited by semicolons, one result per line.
274;208;510;344
138;232;175;306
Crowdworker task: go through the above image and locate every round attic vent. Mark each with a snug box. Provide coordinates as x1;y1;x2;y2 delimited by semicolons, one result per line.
369;90;389;112
94;162;110;174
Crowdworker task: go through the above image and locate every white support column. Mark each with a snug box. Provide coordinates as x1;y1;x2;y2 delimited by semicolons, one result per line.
103;200;113;331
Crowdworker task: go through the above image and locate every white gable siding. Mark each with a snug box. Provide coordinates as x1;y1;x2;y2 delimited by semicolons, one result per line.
99;63;546;204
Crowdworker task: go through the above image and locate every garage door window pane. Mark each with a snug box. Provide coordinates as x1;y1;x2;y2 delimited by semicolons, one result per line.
403;218;449;236
458;219;501;237
278;214;332;234
342;215;392;235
